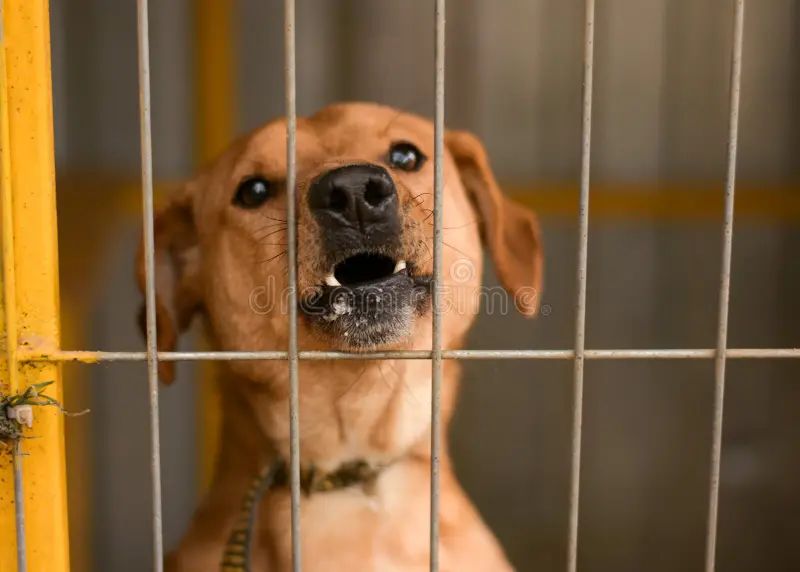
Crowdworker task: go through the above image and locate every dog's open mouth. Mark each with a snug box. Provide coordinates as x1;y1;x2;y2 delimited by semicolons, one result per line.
323;253;406;288
301;251;431;348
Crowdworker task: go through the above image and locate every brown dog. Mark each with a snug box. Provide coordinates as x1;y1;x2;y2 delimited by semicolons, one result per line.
138;102;542;571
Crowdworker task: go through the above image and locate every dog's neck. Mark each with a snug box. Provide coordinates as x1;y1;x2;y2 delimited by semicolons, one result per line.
220;358;459;474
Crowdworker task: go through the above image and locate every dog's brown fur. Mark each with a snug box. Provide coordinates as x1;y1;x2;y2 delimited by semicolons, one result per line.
138;102;542;571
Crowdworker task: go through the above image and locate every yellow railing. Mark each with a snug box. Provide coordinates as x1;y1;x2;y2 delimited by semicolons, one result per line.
0;1;70;571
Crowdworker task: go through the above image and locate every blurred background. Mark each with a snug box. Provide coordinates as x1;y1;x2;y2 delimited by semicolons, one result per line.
50;1;799;571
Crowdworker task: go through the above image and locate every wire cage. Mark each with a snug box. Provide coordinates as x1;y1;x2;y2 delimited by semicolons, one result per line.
2;0;798;571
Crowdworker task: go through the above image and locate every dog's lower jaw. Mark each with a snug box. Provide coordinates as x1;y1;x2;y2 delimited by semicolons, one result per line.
300;267;433;349
310;310;416;351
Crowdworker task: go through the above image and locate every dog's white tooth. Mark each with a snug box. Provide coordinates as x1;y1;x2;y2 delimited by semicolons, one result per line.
324;274;341;287
393;260;407;274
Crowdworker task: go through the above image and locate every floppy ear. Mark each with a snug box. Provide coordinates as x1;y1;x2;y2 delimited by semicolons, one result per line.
446;130;543;316
136;184;202;383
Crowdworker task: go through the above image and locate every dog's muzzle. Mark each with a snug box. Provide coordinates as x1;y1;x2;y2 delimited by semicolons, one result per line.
302;164;431;348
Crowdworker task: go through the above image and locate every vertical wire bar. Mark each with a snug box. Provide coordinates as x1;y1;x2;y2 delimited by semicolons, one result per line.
566;1;596;571
135;0;164;569
430;1;445;570
11;442;25;572
284;0;302;570
704;2;745;570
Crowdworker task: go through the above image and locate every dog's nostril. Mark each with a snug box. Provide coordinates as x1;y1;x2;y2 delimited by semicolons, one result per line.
364;178;389;207
329;186;348;212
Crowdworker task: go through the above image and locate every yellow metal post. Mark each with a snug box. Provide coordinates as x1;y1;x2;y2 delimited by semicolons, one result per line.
195;0;236;164
194;0;236;491
0;1;70;571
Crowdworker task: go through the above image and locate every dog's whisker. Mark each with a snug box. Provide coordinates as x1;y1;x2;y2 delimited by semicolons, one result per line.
409;192;432;208
378;108;408;137
397;181;430;210
253;220;288;232
443;240;475;261
419;239;432;259
256;212;289;224
255;227;288;241
258;250;287;265
417;239;435;268
426;219;480;231
422;237;475;262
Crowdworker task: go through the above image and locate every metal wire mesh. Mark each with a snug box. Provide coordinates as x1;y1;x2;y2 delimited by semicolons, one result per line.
13;0;798;570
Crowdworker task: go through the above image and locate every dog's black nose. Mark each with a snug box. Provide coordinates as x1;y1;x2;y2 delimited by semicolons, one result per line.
309;164;400;247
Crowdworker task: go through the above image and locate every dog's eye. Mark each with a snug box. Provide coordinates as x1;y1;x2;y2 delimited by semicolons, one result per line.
233;177;273;208
388;142;426;172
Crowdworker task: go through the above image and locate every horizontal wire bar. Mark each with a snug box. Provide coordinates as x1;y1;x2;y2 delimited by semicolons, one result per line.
18;348;800;363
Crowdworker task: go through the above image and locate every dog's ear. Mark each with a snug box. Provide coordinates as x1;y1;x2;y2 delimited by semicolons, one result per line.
446;129;543;316
136;183;202;383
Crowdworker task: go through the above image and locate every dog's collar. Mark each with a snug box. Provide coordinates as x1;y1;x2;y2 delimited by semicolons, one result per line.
273;458;388;495
220;458;390;570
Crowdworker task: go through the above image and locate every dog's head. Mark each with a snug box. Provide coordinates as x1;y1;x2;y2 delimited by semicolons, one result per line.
137;103;542;383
